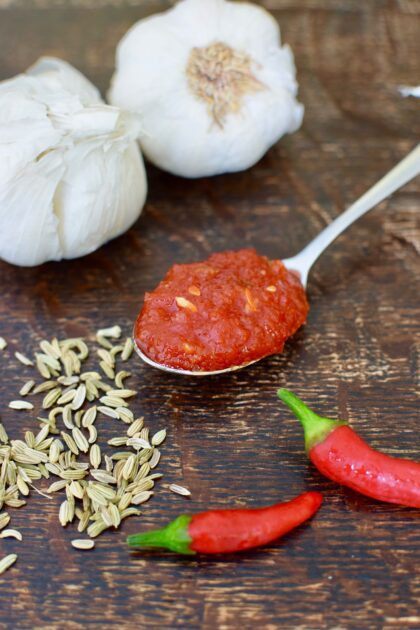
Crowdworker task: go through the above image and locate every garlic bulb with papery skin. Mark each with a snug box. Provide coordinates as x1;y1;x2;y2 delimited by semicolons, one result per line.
0;57;147;267
108;0;303;179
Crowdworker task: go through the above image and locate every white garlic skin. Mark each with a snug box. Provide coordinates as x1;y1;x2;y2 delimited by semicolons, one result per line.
0;57;147;267
108;0;304;179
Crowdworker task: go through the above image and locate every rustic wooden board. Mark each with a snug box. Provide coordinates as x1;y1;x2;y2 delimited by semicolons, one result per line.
0;1;419;628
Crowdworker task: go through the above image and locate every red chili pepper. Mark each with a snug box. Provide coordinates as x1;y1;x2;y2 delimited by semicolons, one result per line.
127;492;322;555
278;389;420;508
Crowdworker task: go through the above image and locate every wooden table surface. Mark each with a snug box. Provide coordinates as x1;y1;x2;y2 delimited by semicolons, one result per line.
0;1;419;628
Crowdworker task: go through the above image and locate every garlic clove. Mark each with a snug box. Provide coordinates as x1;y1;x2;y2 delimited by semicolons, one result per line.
0;151;64;266
57;135;147;259
27;56;102;106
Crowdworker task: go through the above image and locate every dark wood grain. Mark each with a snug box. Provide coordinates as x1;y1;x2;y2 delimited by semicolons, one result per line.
0;1;419;628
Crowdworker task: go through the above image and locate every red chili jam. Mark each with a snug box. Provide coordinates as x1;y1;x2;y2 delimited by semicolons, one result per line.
134;249;309;372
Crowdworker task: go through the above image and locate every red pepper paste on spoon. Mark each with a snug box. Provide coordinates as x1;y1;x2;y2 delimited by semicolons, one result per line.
134;248;308;372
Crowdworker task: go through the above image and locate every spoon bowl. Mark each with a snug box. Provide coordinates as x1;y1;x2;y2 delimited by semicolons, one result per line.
135;143;420;376
133;341;260;376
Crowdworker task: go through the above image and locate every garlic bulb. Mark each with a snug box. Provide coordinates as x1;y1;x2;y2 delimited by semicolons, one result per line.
108;0;303;178
0;57;147;267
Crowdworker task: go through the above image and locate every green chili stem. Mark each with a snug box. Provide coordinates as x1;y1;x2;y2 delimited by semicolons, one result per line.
277;389;346;453
127;514;195;555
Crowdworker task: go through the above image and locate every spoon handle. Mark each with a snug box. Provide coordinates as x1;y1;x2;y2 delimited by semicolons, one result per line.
283;143;420;287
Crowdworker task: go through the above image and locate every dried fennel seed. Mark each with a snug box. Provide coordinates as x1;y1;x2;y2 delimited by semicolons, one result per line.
0;554;18;575
0;337;7;350
0;328;166;552
19;380;35;397
9;401;34;411
71;539;95;550
14;352;34;367
169;484;191;497
0;528;22;541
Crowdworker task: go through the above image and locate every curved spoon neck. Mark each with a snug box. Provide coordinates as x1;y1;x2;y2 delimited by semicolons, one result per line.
282;251;312;288
284;143;420;287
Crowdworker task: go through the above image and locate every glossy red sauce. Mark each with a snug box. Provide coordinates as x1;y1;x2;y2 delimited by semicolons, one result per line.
134;249;309;372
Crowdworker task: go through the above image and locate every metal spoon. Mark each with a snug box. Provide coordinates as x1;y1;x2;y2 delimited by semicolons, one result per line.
135;144;420;376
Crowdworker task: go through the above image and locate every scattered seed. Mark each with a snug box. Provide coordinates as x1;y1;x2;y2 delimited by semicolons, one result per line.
57;389;76;405
0;554;17;575
152;429;167;446
130;478;155;494
77;511;91;533
82;406;97;427
9;401;34;411
109;388;135;400
71;539;95;550
19;380;35;397
108;503;121;528
37;353;61;372
97;325;121;339
59;469;87;481
96;334;113;350
61;432;79;456
117;408;134;424
149;449;161;469
90;470;116;485
47;479;68;493
87;520;108;538
72;427;89;453
59;500;69;526
120;507;141;520
98;406;119;419
98;349;114;369
99;395;127;409
107;437;128;447
0;513;11;531
0;422;8;444
87;425;97;444
127;418;144;437
0;337;7;350
33;380;57;394
169;483;191;497
131;491;153;505
5;499;26;508
34;424;50;446
99;362;115;380
71;384;86;411
15;352;34;367
115;370;131;388
110;344;124;358
42;388;62;409
40;340;61;360
89;444;101;470
121;338;134;361
57;375;79;386
127;438;151;450
36;357;51;379
62;405;74;430
122;455;136;480
69;480;85;500
0;529;22;541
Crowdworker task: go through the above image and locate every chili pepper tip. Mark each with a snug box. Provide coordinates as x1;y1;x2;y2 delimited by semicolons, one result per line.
277;388;345;453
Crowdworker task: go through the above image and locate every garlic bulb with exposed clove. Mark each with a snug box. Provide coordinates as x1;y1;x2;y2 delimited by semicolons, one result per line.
0;57;147;267
108;0;303;178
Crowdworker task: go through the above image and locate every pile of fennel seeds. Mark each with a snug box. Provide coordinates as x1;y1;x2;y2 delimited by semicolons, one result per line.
0;326;166;572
